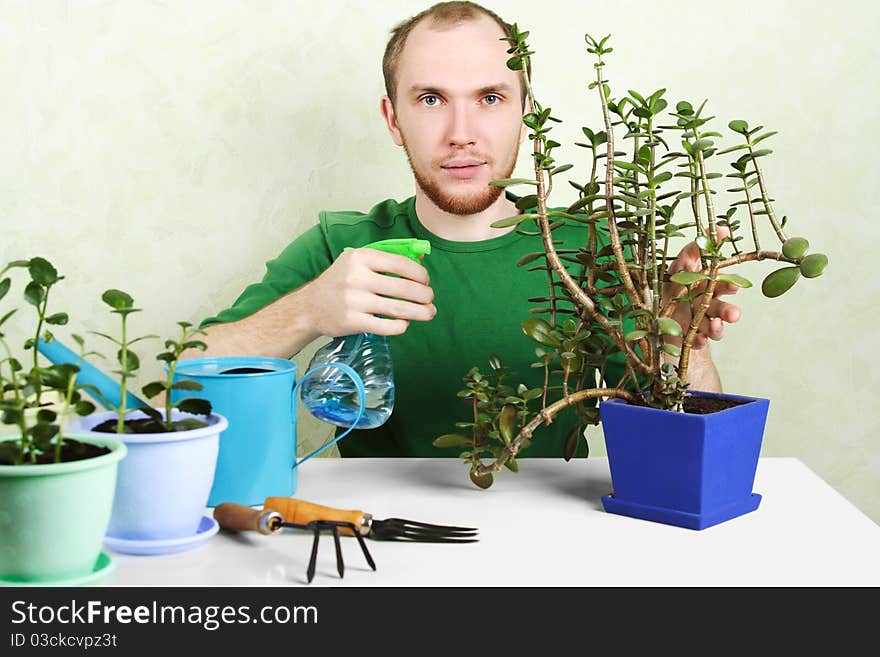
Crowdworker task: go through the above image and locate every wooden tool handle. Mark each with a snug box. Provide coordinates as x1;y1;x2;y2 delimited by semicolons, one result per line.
264;497;365;537
214;502;281;535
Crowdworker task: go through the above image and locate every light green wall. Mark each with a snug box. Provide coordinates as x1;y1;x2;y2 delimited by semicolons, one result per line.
2;1;877;523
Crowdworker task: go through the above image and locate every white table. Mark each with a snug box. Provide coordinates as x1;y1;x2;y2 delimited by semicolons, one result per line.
104;457;880;587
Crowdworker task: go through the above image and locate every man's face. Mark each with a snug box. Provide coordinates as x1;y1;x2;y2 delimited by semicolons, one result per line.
382;15;527;215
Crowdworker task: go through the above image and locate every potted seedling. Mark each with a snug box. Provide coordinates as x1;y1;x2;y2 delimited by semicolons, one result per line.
65;290;227;553
0;258;126;585
435;28;827;530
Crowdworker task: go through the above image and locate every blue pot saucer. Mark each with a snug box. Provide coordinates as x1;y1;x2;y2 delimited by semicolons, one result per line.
104;516;219;556
0;551;115;587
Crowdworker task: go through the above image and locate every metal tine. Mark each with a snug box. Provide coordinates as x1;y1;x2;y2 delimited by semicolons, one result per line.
306;523;321;584
318;520;377;571
331;525;344;579
373;525;479;542
380;517;477;533
352;528;377;571
378;519;478;538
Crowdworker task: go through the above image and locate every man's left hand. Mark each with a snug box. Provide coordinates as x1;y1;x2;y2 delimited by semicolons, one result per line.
664;226;741;350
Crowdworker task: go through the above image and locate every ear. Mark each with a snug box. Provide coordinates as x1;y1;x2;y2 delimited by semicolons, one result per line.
380;95;404;147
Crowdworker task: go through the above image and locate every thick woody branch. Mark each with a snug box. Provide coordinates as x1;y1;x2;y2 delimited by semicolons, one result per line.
475;387;638;476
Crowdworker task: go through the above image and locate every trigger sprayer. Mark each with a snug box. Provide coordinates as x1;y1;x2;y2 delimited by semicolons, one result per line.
299;238;432;429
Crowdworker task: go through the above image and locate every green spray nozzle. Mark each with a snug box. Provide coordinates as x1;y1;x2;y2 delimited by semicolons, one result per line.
345;238;431;262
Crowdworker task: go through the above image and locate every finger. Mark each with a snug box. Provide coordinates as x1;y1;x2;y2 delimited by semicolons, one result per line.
667;241;702;275
707;298;741;324
360;249;430;285
375;296;437;323
370;273;434;305
360;315;410;336
696;316;724;341
714;281;740;296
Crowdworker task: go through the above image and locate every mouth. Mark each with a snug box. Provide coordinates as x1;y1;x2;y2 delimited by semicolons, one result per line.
441;159;487;180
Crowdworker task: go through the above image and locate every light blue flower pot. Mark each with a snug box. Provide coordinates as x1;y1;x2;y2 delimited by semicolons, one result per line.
70;409;226;541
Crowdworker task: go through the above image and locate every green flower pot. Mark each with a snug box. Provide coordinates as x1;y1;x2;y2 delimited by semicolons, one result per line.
0;434;127;585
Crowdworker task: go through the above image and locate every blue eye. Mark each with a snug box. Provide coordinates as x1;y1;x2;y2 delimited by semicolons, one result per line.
421;95;440;107
484;94;500;105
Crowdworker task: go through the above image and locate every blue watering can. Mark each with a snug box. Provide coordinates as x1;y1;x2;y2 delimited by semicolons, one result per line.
170;356;365;506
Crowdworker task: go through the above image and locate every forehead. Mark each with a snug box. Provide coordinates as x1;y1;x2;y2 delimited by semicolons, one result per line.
396;15;518;93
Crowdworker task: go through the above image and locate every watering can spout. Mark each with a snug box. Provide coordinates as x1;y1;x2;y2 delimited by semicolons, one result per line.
36;338;148;411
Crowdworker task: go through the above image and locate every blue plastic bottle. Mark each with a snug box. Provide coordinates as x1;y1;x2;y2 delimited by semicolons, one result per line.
299;238;431;429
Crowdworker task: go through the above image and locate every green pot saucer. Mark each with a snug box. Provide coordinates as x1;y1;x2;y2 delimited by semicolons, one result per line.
0;552;115;587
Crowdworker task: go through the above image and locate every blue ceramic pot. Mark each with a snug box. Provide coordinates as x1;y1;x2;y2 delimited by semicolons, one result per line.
600;391;769;530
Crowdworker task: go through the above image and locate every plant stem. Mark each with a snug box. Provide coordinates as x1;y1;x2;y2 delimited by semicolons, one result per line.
520;55;650;374
476;387;637;476
116;314;128;434
594;63;642;309
750;146;786;242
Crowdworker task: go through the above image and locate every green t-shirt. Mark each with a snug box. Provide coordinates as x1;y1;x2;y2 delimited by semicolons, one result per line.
202;195;624;458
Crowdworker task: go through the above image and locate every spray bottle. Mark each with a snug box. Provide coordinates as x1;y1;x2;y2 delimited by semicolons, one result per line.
299;238;431;429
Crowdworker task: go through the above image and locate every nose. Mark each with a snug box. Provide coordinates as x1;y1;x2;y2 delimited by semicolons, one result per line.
446;101;477;147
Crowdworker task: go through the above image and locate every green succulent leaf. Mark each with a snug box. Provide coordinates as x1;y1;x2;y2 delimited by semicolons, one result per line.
521;317;561;348
470;469;494;490
175;397;212;416
782;237;810;260
433;434;471;449
717;273;753;288
762;266;800;298
491;213;538;228
170;418;210;432
74;400;96;416
141;381;166;399
24;281;44;307
101;289;134;310
656;317;683;337
498;404;517;445
117;349;140;372
670;271;709;286
489;178;538;188
170;379;203;392
45;312;69;326
28;257;60;286
799;253;828;278
660;343;682;357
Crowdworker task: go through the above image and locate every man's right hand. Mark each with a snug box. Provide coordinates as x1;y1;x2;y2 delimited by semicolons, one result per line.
303;247;436;337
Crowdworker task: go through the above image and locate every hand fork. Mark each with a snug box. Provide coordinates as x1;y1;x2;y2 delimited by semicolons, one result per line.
214;502;376;583
263;496;479;543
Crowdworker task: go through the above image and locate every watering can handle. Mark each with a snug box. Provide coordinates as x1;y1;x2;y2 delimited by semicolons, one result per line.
292;362;366;467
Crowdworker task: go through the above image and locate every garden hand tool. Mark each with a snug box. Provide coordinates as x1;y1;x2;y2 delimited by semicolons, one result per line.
213;502;375;584
263;496;479;543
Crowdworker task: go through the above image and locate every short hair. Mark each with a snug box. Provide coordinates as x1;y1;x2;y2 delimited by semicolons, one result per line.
382;1;528;108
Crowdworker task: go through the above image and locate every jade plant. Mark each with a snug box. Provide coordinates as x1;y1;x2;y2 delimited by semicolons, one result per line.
88;290;211;433
435;28;828;488
0;258;100;465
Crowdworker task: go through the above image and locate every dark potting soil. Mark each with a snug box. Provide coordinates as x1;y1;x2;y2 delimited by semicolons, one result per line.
89;418;170;434
682;395;749;415
0;440;111;466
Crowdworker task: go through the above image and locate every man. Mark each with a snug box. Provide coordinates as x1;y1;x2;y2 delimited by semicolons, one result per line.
190;1;740;457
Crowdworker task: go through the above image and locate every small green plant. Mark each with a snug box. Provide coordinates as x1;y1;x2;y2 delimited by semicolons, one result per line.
437;27;828;487
91;291;211;433
0;259;100;465
140;321;211;432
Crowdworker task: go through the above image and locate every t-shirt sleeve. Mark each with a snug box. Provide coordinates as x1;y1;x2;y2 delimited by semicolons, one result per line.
200;223;333;327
